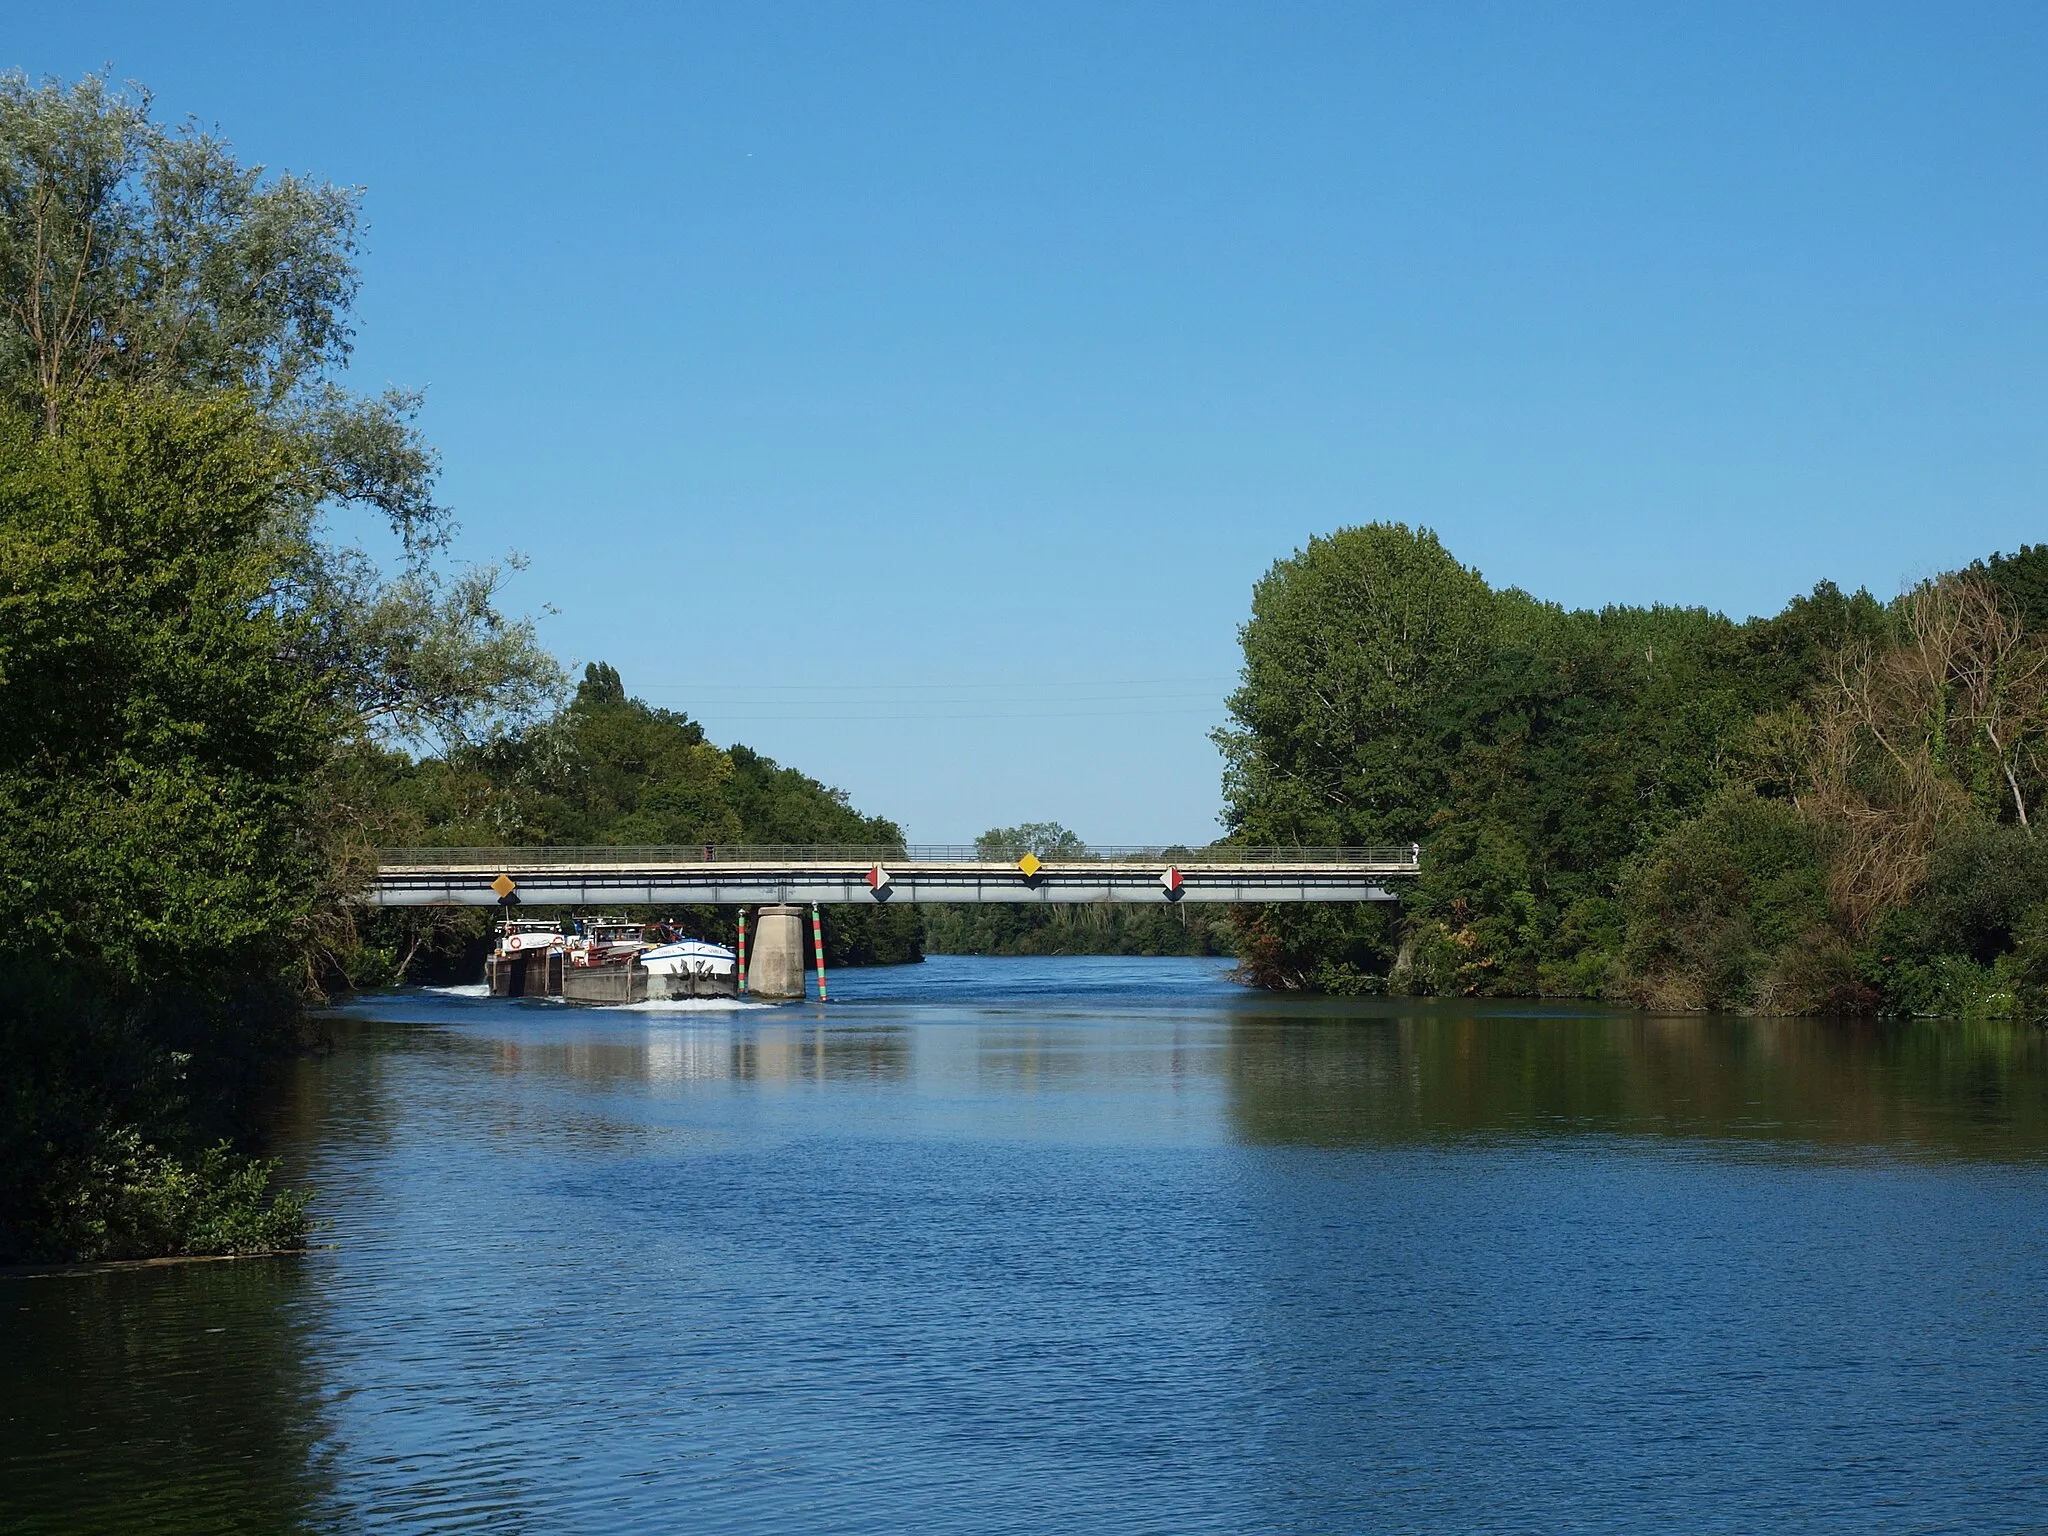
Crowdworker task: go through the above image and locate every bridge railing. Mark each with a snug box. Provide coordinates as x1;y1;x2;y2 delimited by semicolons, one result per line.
376;844;1422;868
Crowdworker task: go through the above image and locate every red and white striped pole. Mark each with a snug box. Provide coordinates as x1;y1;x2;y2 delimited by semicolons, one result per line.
737;907;749;996
810;902;828;1003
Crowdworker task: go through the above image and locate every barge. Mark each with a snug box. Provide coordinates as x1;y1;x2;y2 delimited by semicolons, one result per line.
486;917;738;1002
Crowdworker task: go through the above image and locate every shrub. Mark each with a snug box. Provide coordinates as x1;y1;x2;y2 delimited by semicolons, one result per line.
1621;790;1832;1010
33;1129;308;1264
1913;822;2048;963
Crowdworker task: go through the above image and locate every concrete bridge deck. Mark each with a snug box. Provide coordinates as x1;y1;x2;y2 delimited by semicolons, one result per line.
367;845;1420;907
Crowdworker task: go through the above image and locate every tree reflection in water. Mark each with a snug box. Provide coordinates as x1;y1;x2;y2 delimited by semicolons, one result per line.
0;1258;332;1533
1224;1004;2048;1158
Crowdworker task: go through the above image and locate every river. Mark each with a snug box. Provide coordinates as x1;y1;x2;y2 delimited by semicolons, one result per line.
5;955;2048;1532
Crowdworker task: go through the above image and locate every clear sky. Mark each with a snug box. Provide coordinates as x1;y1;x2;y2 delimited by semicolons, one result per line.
14;3;2048;842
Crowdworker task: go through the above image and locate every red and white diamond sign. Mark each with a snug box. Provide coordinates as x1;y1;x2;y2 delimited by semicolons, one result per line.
867;864;893;895
1159;866;1183;895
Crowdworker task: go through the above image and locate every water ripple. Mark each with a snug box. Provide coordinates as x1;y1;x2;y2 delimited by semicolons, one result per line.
6;957;2048;1532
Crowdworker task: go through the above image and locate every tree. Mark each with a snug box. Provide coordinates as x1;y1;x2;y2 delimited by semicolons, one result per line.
1216;524;1498;989
0;72;428;532
1977;544;2048;634
0;389;320;1259
0;70;560;754
1793;576;2048;937
975;822;1088;859
1217;523;1498;847
0;73;560;1258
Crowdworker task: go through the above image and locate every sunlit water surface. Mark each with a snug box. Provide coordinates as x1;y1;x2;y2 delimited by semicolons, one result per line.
6;956;2048;1533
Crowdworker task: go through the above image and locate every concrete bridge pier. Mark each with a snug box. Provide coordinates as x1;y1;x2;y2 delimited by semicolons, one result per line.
747;905;806;999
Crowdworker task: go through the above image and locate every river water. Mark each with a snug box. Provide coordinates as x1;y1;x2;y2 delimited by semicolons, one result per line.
6;955;2048;1533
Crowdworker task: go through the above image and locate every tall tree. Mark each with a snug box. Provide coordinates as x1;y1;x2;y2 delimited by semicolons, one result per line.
0;70;560;750
1217;523;1498;847
1216;524;1498;990
0;390;322;1259
0;73;423;529
0;74;561;1260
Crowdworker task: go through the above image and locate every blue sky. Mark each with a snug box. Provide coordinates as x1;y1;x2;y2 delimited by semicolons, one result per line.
14;3;2048;841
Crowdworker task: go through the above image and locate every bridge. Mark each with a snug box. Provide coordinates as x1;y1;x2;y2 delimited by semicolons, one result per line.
367;845;1420;907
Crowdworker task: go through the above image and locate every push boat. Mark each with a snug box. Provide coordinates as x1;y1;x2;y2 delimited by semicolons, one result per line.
495;919;568;958
486;920;568;998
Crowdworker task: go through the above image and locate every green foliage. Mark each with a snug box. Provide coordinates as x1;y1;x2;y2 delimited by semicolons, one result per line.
0;394;324;977
0;69;561;763
1870;952;2023;1021
975;822;1088;859
1977;543;2048;634
348;662;925;977
1912;822;2048;963
1221;518;2046;1015
1619;790;1837;1011
0;70;432;542
1219;524;1500;990
2003;902;2048;1018
312;549;564;751
1237;901;1404;993
1218;523;1497;846
1857;825;2048;1018
1223;526;1865;995
0;73;563;1260
0;390;325;1261
32;1130;308;1264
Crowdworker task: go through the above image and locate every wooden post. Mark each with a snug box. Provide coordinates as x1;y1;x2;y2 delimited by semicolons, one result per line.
810;902;828;1003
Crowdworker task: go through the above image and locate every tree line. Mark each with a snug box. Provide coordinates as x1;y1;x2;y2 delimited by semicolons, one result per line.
918;823;1230;957
1220;524;2048;1017
345;660;924;983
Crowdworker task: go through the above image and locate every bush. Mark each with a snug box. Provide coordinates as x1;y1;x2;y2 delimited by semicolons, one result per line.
2004;901;2048;1019
1390;919;1465;996
1233;902;1403;991
28;1129;308;1264
1754;931;1878;1016
1874;954;2020;1019
1913;822;2048;963
1621;790;1832;1010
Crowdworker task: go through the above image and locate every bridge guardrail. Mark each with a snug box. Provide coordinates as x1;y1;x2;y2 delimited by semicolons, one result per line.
376;844;1422;869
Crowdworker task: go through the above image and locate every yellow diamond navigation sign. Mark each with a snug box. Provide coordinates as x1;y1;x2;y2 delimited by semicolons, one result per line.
1016;852;1042;878
490;873;518;899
